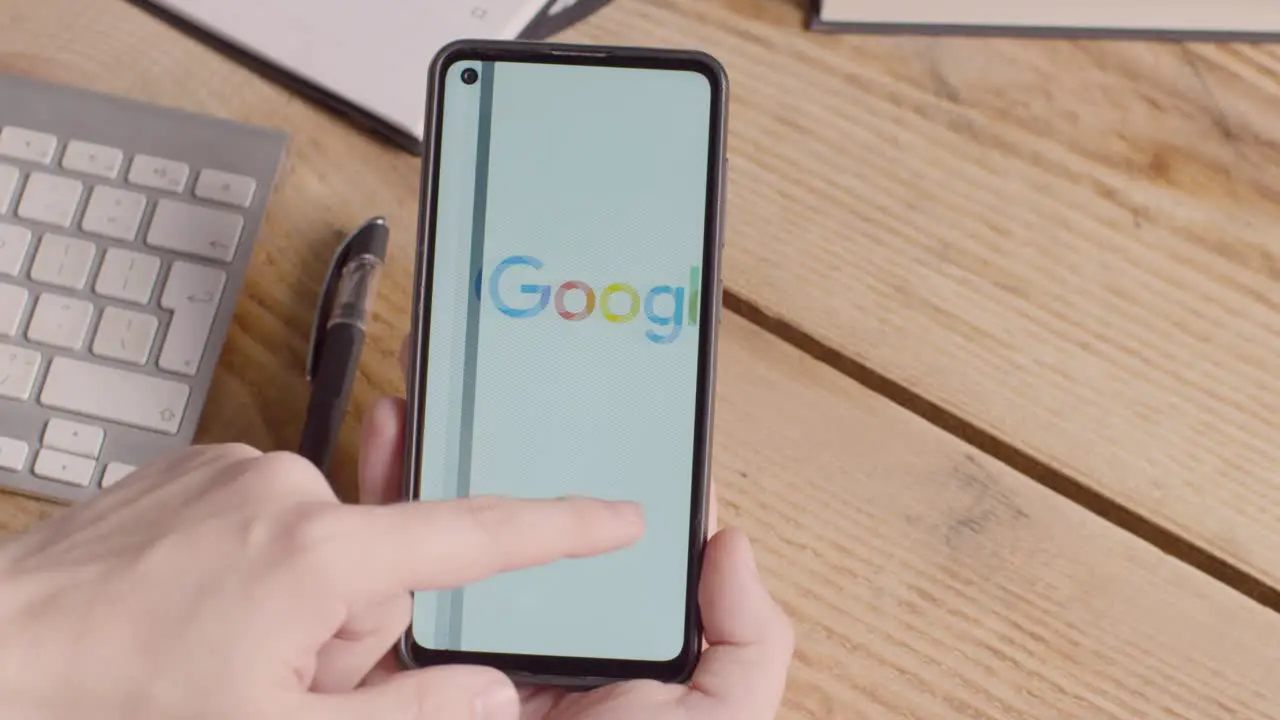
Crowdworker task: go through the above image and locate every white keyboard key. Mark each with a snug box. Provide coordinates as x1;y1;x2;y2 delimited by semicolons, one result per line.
81;185;146;241
128;154;190;193
92;307;158;365
29;234;96;290
43;419;105;459
194;169;257;208
94;248;160;305
40;357;190;435
0;164;18;212
61;140;124;179
146;199;243;263
0;127;57;164
0;222;33;276
33;449;96;487
27;293;93;350
0;343;41;400
16;172;83;227
101;462;136;489
159;262;226;376
0;283;28;336
0;438;29;472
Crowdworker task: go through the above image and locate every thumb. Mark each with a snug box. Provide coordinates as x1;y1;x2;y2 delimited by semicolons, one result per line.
307;665;519;720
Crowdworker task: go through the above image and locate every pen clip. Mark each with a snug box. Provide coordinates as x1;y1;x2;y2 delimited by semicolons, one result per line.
307;218;387;383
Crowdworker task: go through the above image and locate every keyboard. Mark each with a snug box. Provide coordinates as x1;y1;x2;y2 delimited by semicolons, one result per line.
0;73;288;503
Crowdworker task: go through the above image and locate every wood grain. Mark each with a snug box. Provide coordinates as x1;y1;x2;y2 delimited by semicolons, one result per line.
0;0;429;502
562;0;1280;591
10;292;1280;716
711;315;1280;719
2;1;1280;717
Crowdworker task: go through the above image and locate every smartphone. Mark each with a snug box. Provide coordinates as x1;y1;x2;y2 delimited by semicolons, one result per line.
398;40;728;687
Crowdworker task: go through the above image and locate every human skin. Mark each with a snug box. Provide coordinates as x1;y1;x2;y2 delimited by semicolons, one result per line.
0;339;793;720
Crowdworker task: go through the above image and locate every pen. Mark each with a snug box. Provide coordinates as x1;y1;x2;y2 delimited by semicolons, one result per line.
299;217;390;474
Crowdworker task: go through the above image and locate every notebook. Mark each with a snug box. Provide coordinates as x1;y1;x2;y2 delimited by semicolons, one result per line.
810;0;1280;39
134;0;615;153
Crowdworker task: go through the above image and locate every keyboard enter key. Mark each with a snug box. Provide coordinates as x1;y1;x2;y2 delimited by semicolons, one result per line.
159;262;226;377
146;198;243;263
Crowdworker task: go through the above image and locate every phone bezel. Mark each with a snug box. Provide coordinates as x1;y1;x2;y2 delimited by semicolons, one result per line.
399;39;729;687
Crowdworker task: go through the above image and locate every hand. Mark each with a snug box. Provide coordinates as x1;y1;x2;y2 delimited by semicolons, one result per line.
353;340;796;719
0;444;644;720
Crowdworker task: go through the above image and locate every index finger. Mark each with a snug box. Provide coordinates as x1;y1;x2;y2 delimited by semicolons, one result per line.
312;496;645;600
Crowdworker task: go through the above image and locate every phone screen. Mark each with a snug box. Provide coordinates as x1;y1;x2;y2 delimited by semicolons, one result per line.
409;54;721;667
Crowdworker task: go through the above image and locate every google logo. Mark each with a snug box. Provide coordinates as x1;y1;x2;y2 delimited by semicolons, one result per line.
479;255;701;345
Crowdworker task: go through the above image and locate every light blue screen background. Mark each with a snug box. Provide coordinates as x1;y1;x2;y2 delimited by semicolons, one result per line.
412;59;713;662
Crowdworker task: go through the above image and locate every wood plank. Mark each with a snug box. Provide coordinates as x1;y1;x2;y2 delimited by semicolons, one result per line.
0;0;429;501
0;494;55;535
0;3;1277;715
712;315;1280;718
6;313;1280;718
563;0;1280;589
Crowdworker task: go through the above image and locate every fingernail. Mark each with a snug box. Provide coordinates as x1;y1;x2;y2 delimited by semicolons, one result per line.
366;397;395;437
476;680;519;720
562;496;644;524
615;500;645;524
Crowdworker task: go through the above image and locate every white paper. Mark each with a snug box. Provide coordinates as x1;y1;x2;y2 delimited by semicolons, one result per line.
146;0;549;140
818;0;1280;34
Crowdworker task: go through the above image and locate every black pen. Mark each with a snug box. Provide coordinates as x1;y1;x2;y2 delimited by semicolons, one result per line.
300;217;390;474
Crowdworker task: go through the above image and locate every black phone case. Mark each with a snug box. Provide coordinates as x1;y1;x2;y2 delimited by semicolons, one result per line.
397;39;730;689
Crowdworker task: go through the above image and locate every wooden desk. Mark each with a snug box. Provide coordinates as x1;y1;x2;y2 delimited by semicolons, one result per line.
3;0;1279;716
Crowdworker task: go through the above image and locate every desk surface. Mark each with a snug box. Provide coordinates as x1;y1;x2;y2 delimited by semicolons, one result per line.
2;0;1279;716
